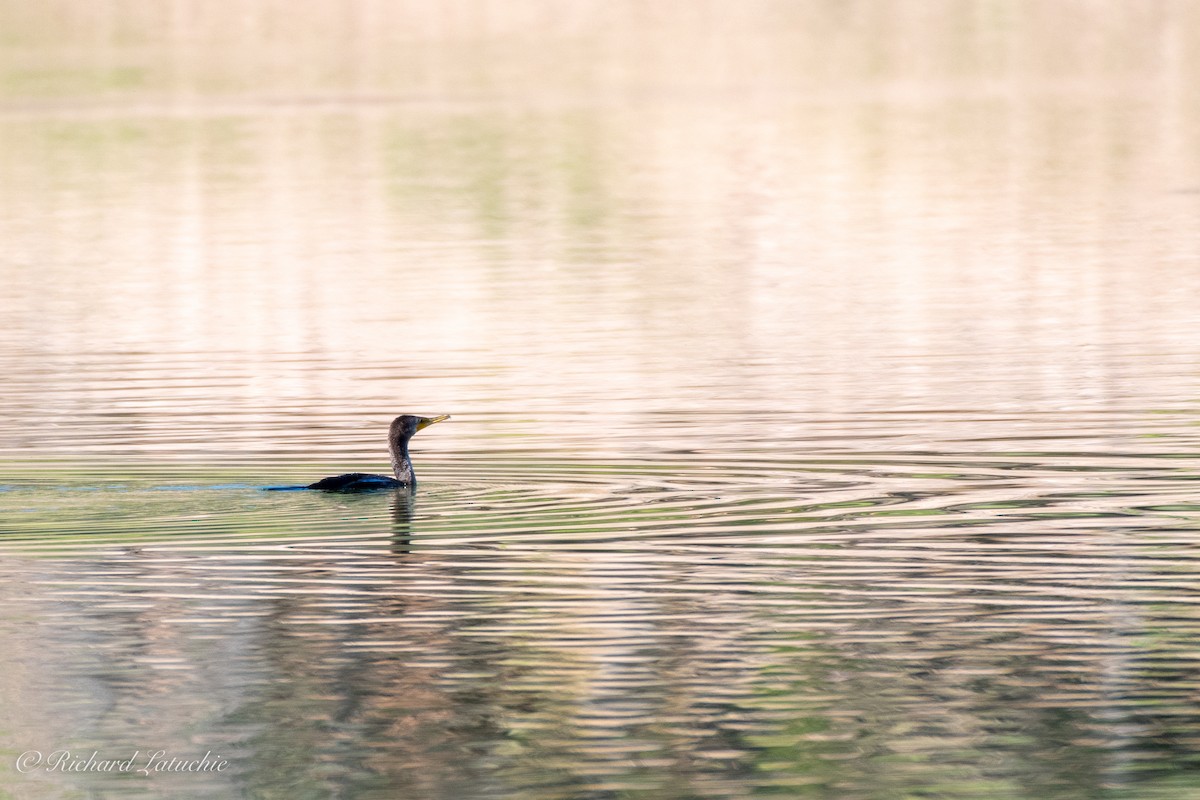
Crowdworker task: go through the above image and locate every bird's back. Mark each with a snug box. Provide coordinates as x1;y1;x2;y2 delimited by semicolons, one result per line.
306;473;404;492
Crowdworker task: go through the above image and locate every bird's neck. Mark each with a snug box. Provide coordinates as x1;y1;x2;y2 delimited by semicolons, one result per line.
390;438;415;485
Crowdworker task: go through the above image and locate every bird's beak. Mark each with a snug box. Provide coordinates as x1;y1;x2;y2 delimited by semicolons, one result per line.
416;414;450;431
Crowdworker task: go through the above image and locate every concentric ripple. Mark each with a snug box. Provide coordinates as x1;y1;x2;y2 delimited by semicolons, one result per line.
4;442;1197;555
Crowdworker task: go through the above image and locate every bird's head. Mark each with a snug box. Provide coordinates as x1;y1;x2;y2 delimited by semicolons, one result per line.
390;413;451;443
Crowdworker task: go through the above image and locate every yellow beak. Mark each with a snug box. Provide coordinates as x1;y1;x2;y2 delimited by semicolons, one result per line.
416;414;450;431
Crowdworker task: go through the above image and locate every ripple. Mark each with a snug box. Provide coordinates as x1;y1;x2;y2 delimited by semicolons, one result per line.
2;444;1197;556
5;439;1200;799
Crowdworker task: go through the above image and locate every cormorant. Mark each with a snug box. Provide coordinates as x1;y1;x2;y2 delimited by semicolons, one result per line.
268;414;449;492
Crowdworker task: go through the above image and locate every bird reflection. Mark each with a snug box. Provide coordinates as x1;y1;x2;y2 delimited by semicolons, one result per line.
390;487;416;555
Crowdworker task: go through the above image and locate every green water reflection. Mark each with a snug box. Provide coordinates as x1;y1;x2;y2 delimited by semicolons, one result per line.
4;448;1200;799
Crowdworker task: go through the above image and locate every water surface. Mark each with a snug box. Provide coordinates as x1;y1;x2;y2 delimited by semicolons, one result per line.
3;3;1200;798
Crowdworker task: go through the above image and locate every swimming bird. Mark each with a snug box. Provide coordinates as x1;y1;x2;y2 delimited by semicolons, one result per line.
270;414;449;492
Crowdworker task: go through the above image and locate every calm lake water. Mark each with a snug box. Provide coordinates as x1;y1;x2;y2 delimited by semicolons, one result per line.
3;3;1200;798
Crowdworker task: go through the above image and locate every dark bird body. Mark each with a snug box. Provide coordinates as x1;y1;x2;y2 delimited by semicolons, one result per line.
266;414;449;492
305;473;406;492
